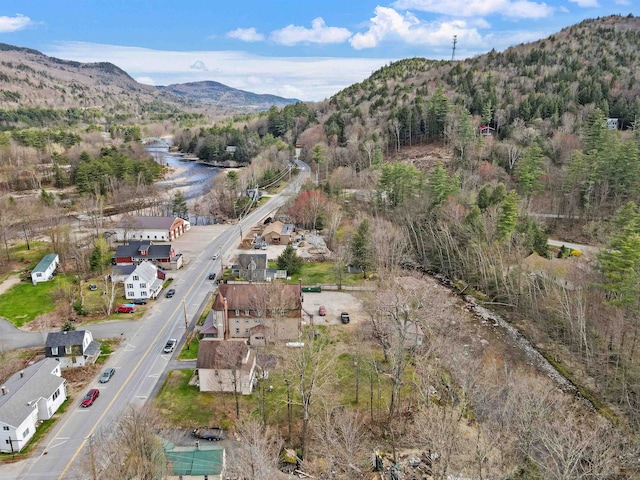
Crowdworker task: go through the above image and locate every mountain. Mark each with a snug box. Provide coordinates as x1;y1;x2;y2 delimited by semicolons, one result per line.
0;43;181;119
0;43;297;126
327;14;640;140
158;81;299;112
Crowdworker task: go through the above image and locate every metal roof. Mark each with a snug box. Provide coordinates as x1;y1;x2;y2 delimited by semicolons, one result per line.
32;254;58;274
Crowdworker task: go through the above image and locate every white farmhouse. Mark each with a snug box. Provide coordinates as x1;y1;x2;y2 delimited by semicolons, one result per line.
31;254;59;285
124;262;164;300
0;358;67;453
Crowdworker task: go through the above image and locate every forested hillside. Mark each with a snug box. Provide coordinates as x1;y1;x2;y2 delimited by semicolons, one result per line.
265;13;640;467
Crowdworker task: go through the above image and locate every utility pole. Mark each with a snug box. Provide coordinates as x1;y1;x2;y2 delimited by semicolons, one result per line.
451;35;457;61
8;436;14;459
183;300;189;350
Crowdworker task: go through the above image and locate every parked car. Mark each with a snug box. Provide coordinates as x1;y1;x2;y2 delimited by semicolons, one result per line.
318;306;327;316
99;368;115;383
165;289;176;298
208;273;216;280
81;388;100;407
340;312;350;324
192;427;225;441
88;283;98;291
132;298;147;305
115;304;137;313
163;339;177;353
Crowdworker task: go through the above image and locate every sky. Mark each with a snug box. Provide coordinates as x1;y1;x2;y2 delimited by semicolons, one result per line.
0;1;637;102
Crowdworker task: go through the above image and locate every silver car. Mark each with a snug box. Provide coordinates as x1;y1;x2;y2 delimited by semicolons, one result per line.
99;368;115;383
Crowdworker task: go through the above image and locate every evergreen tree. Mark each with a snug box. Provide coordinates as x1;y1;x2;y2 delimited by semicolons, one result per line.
427;164;460;207
496;190;519;241
90;237;111;273
277;244;303;275
350;218;374;277
171;191;188;220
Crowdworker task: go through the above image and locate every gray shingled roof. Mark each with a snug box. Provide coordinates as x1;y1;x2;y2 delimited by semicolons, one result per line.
0;358;65;428
116;216;177;230
45;330;87;348
115;242;173;261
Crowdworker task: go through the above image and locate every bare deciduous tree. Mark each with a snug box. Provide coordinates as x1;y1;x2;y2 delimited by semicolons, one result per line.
227;416;285;480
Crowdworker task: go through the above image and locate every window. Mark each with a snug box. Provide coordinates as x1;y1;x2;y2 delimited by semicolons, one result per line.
140;283;146;289
2;426;9;431
255;336;264;340
254;318;260;323
5;440;9;444
65;345;72;354
235;328;240;334
235;319;239;324
51;347;58;356
245;319;249;324
127;291;134;297
141;291;147;297
53;389;60;401
22;427;29;437
235;309;240;315
126;283;134;289
245;310;250;316
154;236;157;239
245;329;249;334
133;276;139;281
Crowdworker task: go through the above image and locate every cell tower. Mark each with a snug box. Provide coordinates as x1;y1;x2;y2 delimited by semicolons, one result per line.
451;35;457;61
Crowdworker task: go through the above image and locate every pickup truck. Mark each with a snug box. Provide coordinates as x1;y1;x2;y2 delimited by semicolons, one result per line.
192;427;225;441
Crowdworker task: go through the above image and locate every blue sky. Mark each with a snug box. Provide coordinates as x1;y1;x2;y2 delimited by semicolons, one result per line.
0;1;636;101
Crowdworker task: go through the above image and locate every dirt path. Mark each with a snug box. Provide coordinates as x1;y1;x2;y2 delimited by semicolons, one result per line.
0;274;21;295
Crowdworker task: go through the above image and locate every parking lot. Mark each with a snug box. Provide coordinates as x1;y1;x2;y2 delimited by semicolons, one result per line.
302;290;367;326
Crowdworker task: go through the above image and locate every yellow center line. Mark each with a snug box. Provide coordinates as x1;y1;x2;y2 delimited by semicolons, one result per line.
57;275;204;479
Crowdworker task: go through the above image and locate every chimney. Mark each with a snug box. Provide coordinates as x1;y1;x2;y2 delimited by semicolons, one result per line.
1;386;6;395
20;371;24;378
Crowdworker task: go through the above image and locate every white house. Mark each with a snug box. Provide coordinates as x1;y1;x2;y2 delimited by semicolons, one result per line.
45;330;101;368
124;262;164;300
0;358;67;453
114;215;190;242
31;254;59;285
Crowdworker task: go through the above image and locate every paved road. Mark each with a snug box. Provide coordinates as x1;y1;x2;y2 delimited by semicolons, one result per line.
0;160;309;480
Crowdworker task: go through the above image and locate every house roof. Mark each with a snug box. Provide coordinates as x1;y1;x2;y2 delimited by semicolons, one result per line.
115;242;173;260
214;283;302;312
116;216;181;230
0;358;64;428
45;330;89;348
32;254;58;274
201;312;218;335
165;446;224;476
112;264;136;277
238;253;267;270
84;341;101;358
129;261;159;284
262;221;285;237
197;339;253;371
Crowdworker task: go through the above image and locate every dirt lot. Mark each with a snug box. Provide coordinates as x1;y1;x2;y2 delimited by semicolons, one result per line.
302;290;366;326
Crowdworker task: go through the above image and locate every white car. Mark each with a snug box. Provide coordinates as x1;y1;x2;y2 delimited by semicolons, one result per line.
212;253;219;260
163;339;177;353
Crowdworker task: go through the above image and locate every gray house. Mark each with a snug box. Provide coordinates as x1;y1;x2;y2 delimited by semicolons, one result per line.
45;330;101;368
235;254;268;282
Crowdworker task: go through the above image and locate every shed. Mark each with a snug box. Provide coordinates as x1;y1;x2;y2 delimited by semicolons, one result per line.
31;254;59;285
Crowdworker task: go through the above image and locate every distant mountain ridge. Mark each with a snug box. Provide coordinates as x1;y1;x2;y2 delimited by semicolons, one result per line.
0;43;298;123
158;81;300;111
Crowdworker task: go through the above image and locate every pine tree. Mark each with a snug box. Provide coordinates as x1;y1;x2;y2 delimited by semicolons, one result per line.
277;244;303;275
350;218;374;277
496;190;519;241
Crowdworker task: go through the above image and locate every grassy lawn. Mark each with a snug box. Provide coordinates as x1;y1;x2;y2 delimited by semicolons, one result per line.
268;261;365;286
0;274;75;327
178;336;201;360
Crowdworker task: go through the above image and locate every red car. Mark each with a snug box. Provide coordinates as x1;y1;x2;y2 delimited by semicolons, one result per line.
81;388;100;407
318;306;326;316
115;304;137;313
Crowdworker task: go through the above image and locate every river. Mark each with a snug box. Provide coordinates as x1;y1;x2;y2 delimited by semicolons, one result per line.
147;146;220;202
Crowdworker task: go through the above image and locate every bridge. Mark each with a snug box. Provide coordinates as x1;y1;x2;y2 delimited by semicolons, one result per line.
141;137;171;148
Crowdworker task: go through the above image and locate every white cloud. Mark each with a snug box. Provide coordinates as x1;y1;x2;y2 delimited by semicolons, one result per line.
226;27;264;42
270;17;352;46
568;0;600;6
190;60;208;71
350;7;482;50
0;14;33;33
44;42;392;101
392;0;554;19
614;0;630;5
135;76;155;85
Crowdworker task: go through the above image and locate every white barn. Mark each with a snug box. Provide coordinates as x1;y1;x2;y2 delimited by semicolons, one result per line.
114;216;190;242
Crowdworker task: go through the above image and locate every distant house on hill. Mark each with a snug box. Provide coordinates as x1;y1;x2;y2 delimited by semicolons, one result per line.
114;215;190;243
31;253;59;285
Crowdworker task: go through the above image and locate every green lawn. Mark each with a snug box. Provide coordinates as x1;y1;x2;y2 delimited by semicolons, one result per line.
268;261;365;286
0;274;75;327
